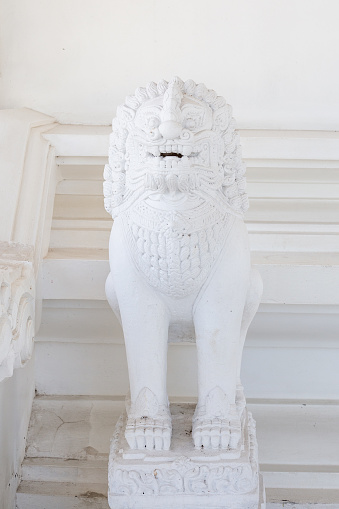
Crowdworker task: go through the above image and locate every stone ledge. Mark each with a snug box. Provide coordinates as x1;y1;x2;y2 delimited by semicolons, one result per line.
42;252;339;305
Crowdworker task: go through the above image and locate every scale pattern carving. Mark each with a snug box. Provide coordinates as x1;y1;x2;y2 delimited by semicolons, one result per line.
123;208;233;297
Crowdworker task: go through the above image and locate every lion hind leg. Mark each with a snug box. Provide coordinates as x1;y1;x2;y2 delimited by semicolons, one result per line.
237;268;263;383
105;272;122;325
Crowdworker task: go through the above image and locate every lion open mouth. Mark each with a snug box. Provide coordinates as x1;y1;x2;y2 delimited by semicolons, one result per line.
140;143;204;170
147;144;193;158
160;152;183;158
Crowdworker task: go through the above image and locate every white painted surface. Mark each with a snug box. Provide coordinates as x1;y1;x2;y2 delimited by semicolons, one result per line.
1;1;339;129
0;357;35;509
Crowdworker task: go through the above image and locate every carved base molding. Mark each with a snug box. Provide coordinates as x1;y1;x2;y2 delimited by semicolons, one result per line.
0;242;35;382
108;403;266;509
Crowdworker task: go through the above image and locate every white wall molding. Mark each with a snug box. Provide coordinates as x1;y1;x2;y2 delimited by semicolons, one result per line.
44;126;339;159
0;109;56;241
0;108;58;382
45;126;339;255
0;108;57;509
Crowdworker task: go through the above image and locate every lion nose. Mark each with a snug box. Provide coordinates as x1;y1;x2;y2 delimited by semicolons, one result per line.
158;120;182;140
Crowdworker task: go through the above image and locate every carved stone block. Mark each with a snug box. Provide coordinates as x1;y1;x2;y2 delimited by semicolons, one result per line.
108;403;265;509
0;242;35;381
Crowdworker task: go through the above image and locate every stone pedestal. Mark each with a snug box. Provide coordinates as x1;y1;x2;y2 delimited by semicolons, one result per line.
108;404;265;509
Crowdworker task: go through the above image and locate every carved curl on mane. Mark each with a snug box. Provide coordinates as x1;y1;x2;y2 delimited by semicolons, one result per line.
103;77;248;218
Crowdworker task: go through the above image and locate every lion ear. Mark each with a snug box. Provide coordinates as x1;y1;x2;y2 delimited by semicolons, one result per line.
116;105;136;125
213;103;232;131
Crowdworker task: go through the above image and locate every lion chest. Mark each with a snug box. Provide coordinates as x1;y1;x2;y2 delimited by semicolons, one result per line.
122;202;233;298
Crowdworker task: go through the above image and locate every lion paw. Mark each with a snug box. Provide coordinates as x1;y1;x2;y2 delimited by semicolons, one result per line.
125;387;172;450
193;417;230;449
125;415;172;451
192;414;241;450
193;387;242;450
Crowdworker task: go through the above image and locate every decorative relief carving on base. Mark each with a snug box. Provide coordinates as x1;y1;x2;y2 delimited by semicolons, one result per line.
109;404;264;508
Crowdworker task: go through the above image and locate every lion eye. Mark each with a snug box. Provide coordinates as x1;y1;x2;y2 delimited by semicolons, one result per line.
148;117;160;130
185;118;196;130
149;129;161;141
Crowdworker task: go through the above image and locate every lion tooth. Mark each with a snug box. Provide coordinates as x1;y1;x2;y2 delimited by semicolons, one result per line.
172;144;177;152
178;144;183;153
160;159;166;168
182;156;190;166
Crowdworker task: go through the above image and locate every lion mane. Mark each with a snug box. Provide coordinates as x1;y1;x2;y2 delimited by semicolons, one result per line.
104;77;249;297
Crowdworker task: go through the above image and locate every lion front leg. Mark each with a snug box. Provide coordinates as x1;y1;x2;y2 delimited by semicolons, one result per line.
192;219;251;451
235;267;263;411
107;225;172;451
110;277;172;450
121;296;171;451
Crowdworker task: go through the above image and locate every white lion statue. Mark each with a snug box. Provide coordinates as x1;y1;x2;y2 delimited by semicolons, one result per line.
104;77;262;452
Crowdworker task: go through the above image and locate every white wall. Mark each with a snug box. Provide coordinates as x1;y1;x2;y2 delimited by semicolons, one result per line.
0;109;57;509
0;358;35;509
1;0;339;128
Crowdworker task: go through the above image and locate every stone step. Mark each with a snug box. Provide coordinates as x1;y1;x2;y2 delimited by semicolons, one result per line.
42;250;339;306
266;489;339;508
24;397;122;460
21;458;107;484
50;227;110;250
16;483;339;509
34;299;339;400
16;481;109;509
52;192;339;223
49;217;339;252
16;396;339;507
24;397;339;470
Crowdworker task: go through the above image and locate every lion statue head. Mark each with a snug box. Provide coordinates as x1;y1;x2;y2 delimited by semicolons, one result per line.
103;77;248;219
